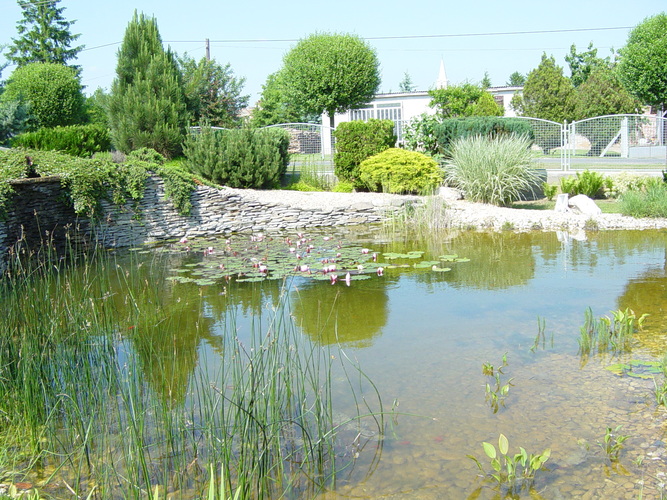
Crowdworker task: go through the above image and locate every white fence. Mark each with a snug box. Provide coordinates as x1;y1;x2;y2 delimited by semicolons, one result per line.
193;115;667;173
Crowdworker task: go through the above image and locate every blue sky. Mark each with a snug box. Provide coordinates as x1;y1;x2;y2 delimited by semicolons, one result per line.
0;0;664;104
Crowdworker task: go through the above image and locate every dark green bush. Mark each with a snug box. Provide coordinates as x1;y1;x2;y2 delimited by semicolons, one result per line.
10;124;111;157
333;119;396;186
359;148;443;194
435;117;535;155
183;126;290;189
127;147;166;165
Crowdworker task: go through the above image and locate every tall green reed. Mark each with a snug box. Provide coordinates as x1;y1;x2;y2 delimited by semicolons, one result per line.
0;243;383;499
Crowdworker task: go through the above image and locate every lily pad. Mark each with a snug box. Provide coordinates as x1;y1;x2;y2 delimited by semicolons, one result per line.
431;267;452;272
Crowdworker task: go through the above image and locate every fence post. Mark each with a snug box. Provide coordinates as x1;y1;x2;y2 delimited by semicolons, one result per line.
561;121;569;171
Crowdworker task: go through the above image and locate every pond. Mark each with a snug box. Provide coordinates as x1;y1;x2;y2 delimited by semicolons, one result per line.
2;227;667;499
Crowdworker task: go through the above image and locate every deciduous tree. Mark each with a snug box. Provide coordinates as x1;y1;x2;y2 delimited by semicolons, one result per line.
251;71;304;127
565;42;610;87
618;13;667;112
429;83;501;118
281;32;380;129
6;0;83;68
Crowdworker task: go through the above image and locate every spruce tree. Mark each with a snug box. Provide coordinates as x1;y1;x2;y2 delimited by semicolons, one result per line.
7;0;83;68
108;12;187;158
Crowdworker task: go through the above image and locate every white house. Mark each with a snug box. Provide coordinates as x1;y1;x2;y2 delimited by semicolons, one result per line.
322;61;522;147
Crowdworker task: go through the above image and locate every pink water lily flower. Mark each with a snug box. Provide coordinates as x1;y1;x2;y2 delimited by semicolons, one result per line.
345;272;351;286
377;267;384;276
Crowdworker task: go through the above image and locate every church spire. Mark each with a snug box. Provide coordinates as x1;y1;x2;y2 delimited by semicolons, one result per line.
436;59;448;89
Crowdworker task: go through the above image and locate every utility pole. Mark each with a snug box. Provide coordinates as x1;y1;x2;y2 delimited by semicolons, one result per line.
205;38;210;61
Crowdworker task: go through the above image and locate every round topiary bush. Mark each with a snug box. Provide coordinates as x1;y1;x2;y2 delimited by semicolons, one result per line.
359;148;443;194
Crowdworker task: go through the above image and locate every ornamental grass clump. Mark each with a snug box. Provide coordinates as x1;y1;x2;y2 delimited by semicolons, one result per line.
443;135;540;206
619;178;667;218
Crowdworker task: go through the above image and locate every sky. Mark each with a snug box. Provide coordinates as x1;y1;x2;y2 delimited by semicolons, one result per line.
0;0;664;105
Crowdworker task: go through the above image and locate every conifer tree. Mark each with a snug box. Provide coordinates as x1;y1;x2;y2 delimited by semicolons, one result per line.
6;0;83;68
108;12;187;158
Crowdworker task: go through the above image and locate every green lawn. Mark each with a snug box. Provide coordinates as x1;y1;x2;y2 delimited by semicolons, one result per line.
512;198;622;213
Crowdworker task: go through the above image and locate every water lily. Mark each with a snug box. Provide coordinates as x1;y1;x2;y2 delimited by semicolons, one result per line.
345;272;351;286
179;236;188;244
330;274;338;284
377;267;384;276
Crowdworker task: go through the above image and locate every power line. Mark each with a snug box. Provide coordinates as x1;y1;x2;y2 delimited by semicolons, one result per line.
79;25;633;53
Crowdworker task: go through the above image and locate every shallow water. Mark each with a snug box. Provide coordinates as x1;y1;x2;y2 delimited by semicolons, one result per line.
175;228;667;499
18;227;667;499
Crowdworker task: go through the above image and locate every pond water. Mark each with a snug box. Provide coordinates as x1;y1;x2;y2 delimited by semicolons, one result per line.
14;227;667;499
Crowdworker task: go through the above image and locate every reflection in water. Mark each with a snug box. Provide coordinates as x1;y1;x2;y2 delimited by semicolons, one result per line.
290;278;391;347
51;228;667;498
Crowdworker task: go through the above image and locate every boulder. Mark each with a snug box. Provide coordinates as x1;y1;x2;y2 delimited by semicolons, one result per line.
568;194;601;216
438;186;463;201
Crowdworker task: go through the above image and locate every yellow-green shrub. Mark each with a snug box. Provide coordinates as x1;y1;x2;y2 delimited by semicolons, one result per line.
359;148;443;194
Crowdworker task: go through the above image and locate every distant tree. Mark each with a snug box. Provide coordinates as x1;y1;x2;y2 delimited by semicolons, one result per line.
0;100;31;145
480;71;492;89
471;92;503;116
179;54;249;128
108;12;188;158
573;66;640;120
6;0;83;68
565;42;610;87
506;71;526;87
511;54;575;122
1;62;85;129
618;13;667;113
573;66;642;155
398;71;416;92
429;83;500;117
281;32;381;129
85;87;110;126
251;71;305;127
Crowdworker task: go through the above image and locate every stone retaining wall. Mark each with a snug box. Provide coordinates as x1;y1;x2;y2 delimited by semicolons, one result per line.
0;175;407;269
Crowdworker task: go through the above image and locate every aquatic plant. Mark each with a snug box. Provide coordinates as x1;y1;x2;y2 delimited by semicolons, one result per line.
0;245;384;498
530;316;553;353
483;353;512;413
468;433;551;494
597;425;630;462
578;307;648;362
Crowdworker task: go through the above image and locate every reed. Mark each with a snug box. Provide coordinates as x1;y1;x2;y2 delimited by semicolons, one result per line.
0;246;383;498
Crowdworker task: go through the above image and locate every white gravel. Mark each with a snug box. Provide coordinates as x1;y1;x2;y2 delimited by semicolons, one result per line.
236;188;667;233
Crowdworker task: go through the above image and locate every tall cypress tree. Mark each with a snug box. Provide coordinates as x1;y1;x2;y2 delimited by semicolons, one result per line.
108;11;187;158
6;0;83;68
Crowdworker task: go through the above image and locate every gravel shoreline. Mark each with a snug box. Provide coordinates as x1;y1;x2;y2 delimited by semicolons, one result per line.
238;188;667;232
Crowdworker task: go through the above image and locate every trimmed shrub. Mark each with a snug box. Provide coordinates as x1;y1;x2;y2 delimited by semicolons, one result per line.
1;62;86;129
11;124;111;157
435;117;535;155
443;134;541;206
333;119;396;186
183;126;290;189
359;148;443;194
